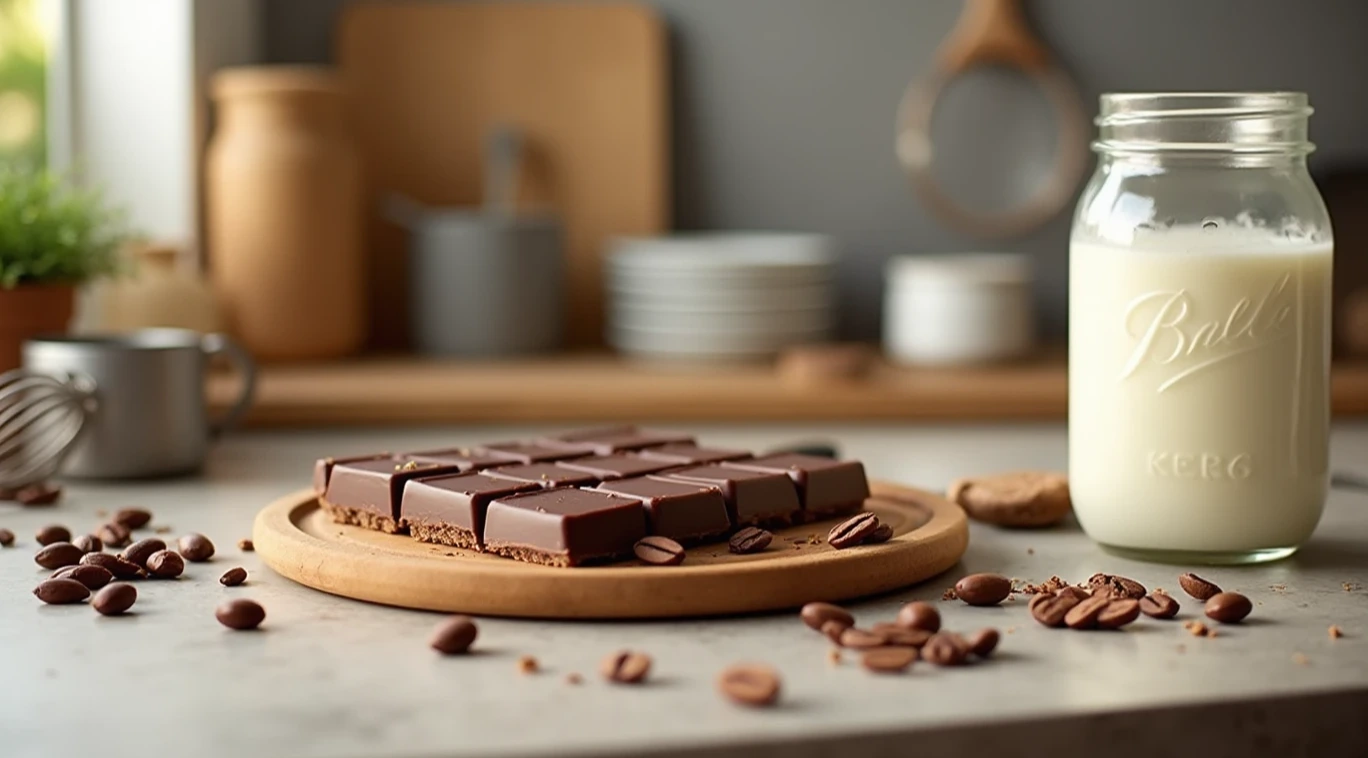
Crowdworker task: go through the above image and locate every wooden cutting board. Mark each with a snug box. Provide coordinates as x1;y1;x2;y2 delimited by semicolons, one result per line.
337;2;670;348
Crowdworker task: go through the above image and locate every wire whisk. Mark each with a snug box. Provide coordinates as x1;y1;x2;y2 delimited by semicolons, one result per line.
0;369;96;490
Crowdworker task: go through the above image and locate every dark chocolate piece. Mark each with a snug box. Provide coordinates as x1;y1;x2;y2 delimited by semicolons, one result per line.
544;426;694;456
313;453;391;496
557;454;675;481
403;473;540;550
484;463;600;489
726;453;869;518
402;447;521;471
322;457;465;533
662;465;800;527
594;476;731;543
477;441;595;464
637;443;752;466
483;488;647;567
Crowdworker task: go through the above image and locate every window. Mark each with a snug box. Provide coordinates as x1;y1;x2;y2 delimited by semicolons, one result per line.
0;0;48;168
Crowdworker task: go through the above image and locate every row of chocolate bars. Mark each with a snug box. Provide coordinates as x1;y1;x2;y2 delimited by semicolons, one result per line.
312;427;871;567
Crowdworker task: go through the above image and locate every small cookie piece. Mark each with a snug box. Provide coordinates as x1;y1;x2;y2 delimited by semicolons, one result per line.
946;471;1071;528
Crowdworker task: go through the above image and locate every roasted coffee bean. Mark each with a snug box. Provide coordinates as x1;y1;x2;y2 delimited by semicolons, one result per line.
1087;573;1147;600
633;536;686;565
72;534;103;554
922;633;970;666
838;627;886;649
122;538;167;569
955;573;1012;606
178;533;216;562
237;539;254;552
80;552;144;579
1179;572;1222;601
36;525;71;546
820;620;847;645
861;646;916;673
53;564;114;590
1204;592;1252;624
429;615;478;654
1057;586;1091;603
34;577;90;604
34;542;84;570
17;483;61;505
0;528;14;547
215;598;266;630
113;508;152;529
98;522;132;548
717;664;781;707
827;512;879;549
1031;591;1082;627
219;567;248;587
1064;593;1112;630
601;650;652;684
1139;592;1180;619
878;626;932;648
896;601;941;632
92;583;137;616
728;526;772;554
145;550;184;579
1097;599;1142;630
968;628;1000;658
864;523;894;544
800;601;854;631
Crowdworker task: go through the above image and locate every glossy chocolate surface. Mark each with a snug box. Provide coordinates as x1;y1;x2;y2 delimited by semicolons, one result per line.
483;488;647;565
484;463;600;489
402;473;539;545
558;454;675;481
595;476;730;542
662;465;800;526
312;454;392;496
637;443;752;466
544;426;695;456
401;447;521;471
324;457;466;522
726;453;869;515
477;441;595;464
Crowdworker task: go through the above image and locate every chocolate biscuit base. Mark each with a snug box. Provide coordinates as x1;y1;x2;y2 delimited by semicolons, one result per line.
484;542;629;568
320;496;405;534
409;521;480;551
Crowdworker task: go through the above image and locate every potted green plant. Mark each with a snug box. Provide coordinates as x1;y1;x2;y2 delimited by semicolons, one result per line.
0;168;126;371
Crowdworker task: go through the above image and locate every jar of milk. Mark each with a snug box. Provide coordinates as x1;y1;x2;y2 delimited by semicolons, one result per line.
1070;92;1332;564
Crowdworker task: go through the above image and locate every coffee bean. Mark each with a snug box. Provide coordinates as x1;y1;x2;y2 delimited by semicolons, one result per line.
92;583;137;616
178;533;216;562
728;526;772;554
53;564;114;590
122;538;167;569
717;664;781;707
220;567;248;587
1204;592;1252;624
838;627;886;649
145;550;184;579
955;573;1012;606
0;528;13;547
1139;592;1180;619
72;534;103;554
1030;591;1082;627
600;650;652;684
80;552;144;579
34;577;90;604
1064;593;1111;630
827;512;879;549
1179;572;1222;601
113;508;152;529
633;536;686;566
237;539;254;552
98;522;131;548
35;525;70;546
1057;586;1091;603
922;633;970;666
1097;599;1141;629
215;598;265;630
429;615;478;654
896;601;941;632
1087;573;1147;600
34;542;84;570
861;646;916;673
17;482;61;505
800;601;853;632
864;523;894;544
820;620;847;645
877;626;932;647
968;628;1000;658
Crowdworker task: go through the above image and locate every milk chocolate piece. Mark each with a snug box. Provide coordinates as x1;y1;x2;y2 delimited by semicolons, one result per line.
312;454;391;495
726;453;869;518
322;457;465;533
544;426;694;456
477;441;594;464
637;443;752;466
558;454;674;481
662;465;800;527
483;488;647;567
402;447;521;471
404;473;540;550
484;463;600;490
595;476;731;543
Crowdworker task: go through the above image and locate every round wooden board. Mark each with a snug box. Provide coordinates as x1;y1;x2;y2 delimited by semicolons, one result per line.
253;481;968;619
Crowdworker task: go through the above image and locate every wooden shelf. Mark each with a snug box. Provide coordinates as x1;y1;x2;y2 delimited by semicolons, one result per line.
209;353;1368;427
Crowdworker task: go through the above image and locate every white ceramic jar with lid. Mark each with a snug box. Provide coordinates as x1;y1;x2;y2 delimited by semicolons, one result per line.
1070;92;1333;564
883;253;1035;366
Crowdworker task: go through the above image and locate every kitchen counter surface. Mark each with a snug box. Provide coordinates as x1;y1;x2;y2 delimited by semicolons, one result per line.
3;424;1367;758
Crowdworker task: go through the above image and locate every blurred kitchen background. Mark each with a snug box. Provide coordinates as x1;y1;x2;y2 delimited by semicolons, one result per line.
4;0;1368;426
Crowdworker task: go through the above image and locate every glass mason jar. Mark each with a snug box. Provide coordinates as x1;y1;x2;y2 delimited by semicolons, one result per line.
1069;92;1333;564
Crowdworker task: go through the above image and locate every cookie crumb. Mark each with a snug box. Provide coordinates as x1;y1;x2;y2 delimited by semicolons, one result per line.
565;672;582;685
1343;582;1361;592
1270;583;1287;593
1329;625;1344;640
1184;620;1212;638
1292;652;1310;666
154;526;172;534
1005;626;1018;635
942;587;958;601
826;649;842;665
518;655;539;674
1019;575;1069;595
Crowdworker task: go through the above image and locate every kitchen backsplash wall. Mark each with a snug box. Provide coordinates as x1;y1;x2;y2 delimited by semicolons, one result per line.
262;0;1368;339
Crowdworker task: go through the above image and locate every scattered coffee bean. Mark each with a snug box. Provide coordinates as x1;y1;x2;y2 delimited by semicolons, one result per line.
72;534;103;554
517;655;539;674
896;601;941;632
861;646;916;673
1087;573;1147;600
35;525;71;546
1204;592;1252;624
820;620;847;645
1179;572;1222;601
633;536;686;566
53;564;114;590
1057;585;1091;603
601;650;652;684
1030;591;1082;627
219;567;248;587
80;552;144;579
1097;599;1142;630
922;633;970;666
1064;594;1112;630
113;508;153;529
864;523;894;544
34;577;90;604
717;664;781;707
429;615;478;654
178;533;216;562
92;583;137;616
955;573;1012;606
800;601;853;632
877;626;933;648
215;598;265;630
237;539;254;552
838;627;886;649
0;528;13;547
121;538;167;569
17;482;61;505
827;512;879;549
728;526;772;554
34;542;84;570
1138;592;1179;619
97;523;132;548
145;550;185;579
968;628;1000;658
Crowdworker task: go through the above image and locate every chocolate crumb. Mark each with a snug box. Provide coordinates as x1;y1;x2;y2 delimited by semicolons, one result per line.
1270;583;1287;593
1026;548;1034;555
1343;582;1361;592
1329;625;1344;640
1019;576;1069;595
518;655;539;674
1292;652;1310;666
565;672;582;685
1184;620;1212;637
942;588;958;601
826;649;842;665
154;526;172;534
238;539;254;552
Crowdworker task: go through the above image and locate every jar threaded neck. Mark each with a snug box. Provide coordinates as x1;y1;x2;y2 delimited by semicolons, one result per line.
1095;92;1313;156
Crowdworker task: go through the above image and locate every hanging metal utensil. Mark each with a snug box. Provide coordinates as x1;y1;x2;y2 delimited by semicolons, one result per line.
0;369;95;490
896;0;1089;238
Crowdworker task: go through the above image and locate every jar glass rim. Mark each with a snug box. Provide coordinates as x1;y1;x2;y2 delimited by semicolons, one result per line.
1098;92;1311;124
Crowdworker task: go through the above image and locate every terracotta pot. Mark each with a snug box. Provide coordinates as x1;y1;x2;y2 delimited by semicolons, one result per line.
0;284;75;372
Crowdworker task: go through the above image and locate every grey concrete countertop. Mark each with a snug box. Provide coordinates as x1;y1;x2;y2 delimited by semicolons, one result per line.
3;424;1367;758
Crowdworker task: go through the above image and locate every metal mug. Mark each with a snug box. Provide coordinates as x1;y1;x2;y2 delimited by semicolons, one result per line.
22;329;257;478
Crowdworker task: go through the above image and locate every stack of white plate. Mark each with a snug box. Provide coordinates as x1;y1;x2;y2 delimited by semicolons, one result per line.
606;233;837;361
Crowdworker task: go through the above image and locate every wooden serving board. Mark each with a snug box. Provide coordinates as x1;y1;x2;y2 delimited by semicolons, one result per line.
253;481;969;619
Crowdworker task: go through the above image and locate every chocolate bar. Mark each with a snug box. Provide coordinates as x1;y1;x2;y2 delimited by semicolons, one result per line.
401;447;521;471
726;453;869;519
661;465;801;527
595;476;731;543
483;488;647;567
403;473;540;550
312;453;391;496
322;457;465;533
543;426;695;456
484;462;600;489
637;443;751;466
476;441;594;464
558;454;675;481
